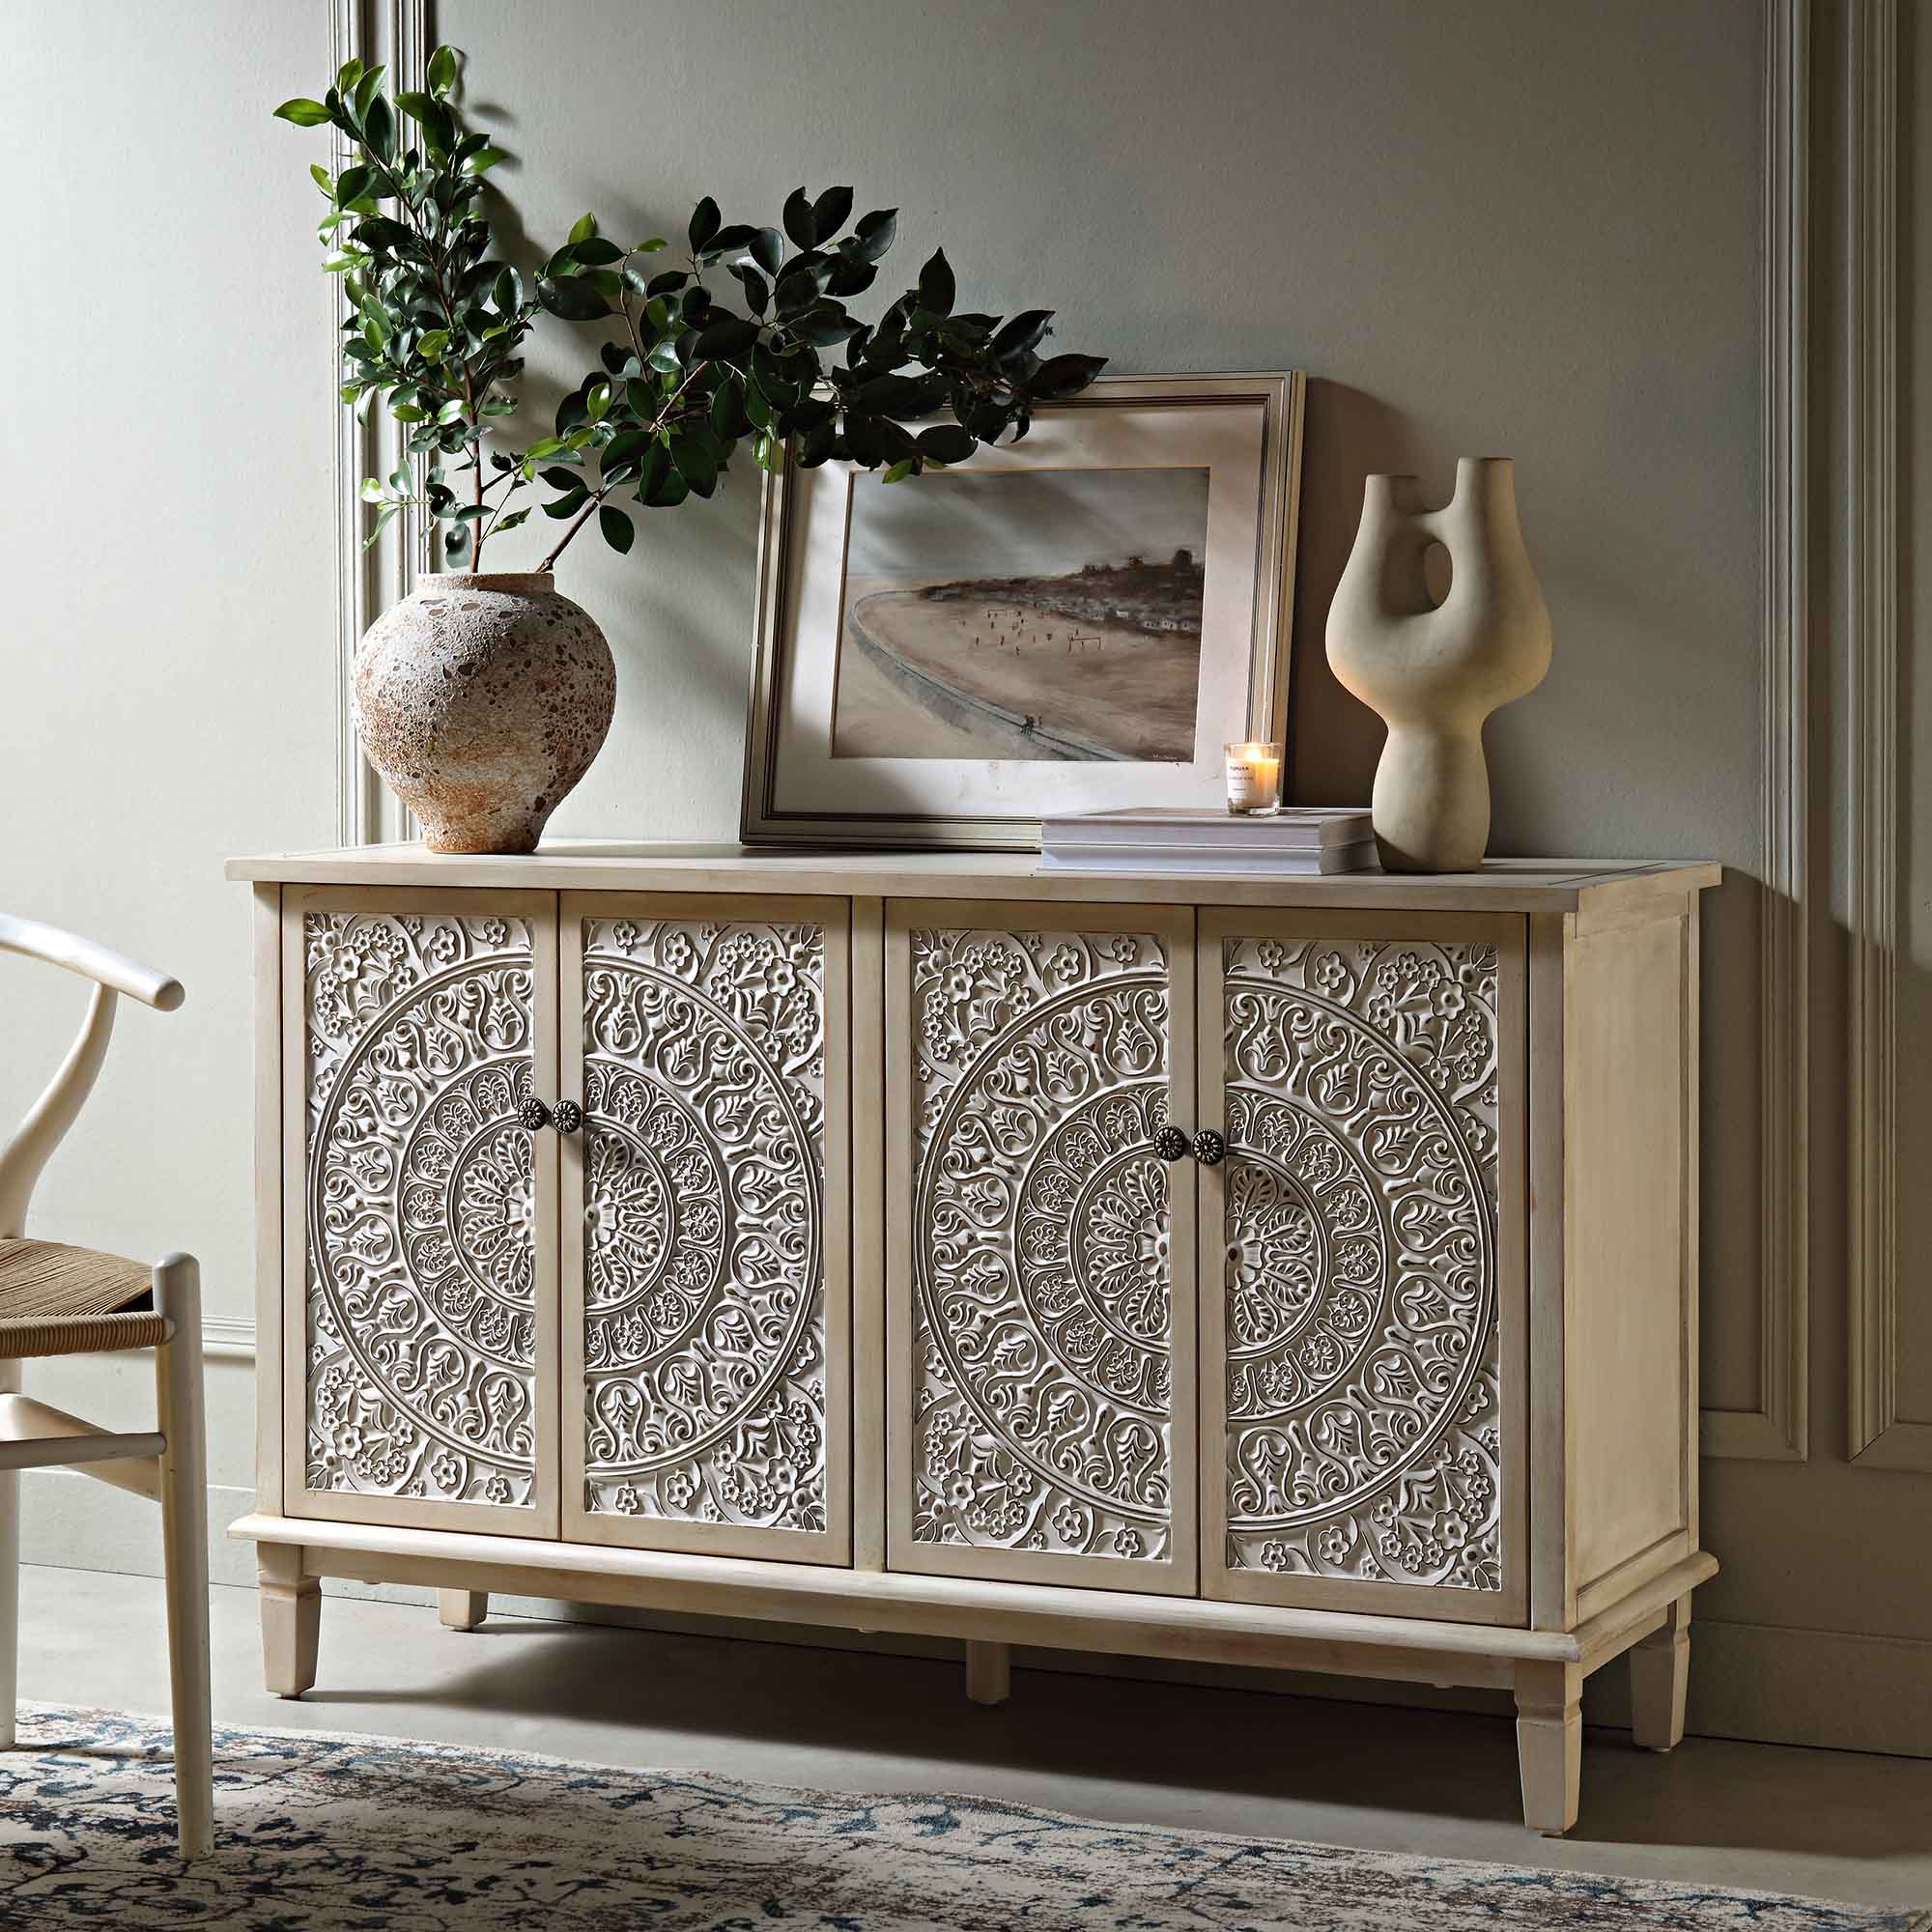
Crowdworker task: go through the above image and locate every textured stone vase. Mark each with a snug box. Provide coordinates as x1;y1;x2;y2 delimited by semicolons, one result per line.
1325;457;1551;873
354;572;615;855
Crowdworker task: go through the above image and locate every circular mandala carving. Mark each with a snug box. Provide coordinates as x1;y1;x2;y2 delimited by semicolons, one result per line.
1223;972;1493;1536
918;974;1173;1523
582;956;821;1478
306;937;539;1486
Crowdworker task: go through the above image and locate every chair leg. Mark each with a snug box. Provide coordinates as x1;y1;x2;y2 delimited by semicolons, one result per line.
0;1359;18;1751
154;1256;213;1859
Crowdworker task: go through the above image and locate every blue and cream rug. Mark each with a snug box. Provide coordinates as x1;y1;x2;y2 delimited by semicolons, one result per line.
1;1704;1924;1930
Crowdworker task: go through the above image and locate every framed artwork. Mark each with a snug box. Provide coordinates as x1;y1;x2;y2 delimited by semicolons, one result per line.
739;371;1306;849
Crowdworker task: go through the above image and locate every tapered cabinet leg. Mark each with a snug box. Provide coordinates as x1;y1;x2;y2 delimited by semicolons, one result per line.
0;1360;19;1751
258;1544;320;1699
1514;1661;1582;1836
154;1257;213;1857
1630;1595;1691;1752
965;1639;1010;1707
440;1589;488;1632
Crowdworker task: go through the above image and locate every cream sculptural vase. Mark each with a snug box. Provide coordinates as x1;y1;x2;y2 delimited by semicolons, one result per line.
1326;457;1551;873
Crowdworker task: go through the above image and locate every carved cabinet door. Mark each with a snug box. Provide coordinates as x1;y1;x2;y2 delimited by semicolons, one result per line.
1197;911;1527;1624
285;888;560;1536
560;895;851;1562
886;901;1200;1594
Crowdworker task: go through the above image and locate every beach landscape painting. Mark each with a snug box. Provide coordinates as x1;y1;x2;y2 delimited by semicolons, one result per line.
831;465;1209;761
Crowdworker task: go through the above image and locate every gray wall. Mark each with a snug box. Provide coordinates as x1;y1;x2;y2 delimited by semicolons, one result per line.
2;0;1925;1754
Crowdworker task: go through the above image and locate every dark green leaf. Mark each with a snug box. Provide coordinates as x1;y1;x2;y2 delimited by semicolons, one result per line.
636;442;674;501
1028;352;1108;399
750;227;783;276
991;308;1053;360
824;258;876;298
644;270;688;298
493;265;526;314
845;207;897;264
568;211;598;245
782;186;815;251
699;222;760;261
540;492;584;518
794;302;860;347
696;316;760;361
333;163;373;205
599;504;635;553
462;146;506;175
274;97;332;127
796;422;837;468
537;276;611;321
540;465;585;491
669;433;718;497
811;185;853;244
569;236;625;266
585;380;611;421
443;522;471;560
363;95;394;160
918;425;976;464
916;248;954;316
728;264;770;315
688;195;721;252
427;43;459;99
353;65;386;123
709;378;746;440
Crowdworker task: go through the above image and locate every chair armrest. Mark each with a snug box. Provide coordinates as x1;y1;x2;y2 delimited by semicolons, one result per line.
0;914;184;1010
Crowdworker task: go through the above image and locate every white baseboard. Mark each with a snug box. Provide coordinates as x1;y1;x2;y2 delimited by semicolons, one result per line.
17;1473;1929;1758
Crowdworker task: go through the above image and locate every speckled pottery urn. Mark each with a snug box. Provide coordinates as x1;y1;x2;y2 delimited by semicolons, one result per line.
353;572;615;855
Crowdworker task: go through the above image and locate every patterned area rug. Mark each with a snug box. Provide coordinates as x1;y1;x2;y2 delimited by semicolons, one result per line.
2;1705;1925;1931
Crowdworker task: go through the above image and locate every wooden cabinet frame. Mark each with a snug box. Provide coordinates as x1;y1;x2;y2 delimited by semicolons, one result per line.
238;849;1719;1836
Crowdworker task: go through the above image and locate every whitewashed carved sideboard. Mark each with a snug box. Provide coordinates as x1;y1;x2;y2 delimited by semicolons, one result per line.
227;844;1718;1834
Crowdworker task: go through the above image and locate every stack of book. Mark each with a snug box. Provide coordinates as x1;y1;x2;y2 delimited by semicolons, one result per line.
1037;807;1378;877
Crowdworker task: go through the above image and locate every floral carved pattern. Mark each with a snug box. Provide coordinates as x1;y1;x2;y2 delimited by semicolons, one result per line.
581;918;827;1538
910;926;1172;1564
304;911;537;1508
1221;936;1503;1593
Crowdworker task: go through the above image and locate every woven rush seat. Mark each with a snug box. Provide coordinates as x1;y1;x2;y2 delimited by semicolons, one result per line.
0;1239;163;1359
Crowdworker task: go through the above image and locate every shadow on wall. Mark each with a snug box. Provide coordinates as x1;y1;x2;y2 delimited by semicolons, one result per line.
1288;379;1428;811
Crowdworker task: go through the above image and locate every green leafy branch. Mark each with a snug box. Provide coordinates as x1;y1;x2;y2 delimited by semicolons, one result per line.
279;47;1107;576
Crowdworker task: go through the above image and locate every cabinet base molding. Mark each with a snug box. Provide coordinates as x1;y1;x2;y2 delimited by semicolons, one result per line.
232;1514;1712;1825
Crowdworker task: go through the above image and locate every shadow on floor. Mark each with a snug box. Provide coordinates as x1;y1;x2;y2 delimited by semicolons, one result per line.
297;1612;1932;1861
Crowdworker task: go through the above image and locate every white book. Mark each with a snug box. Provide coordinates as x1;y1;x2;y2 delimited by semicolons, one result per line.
1037;838;1380;879
1040;806;1372;852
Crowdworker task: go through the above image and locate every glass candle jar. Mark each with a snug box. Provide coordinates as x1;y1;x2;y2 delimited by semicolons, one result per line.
1223;740;1283;814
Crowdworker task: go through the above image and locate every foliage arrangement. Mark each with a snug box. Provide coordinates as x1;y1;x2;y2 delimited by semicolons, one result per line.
277;47;1106;574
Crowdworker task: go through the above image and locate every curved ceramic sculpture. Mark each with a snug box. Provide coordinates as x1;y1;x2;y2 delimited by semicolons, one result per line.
1326;457;1551;873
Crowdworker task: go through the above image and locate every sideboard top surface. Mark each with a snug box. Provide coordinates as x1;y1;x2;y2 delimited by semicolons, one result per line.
227;842;1719;913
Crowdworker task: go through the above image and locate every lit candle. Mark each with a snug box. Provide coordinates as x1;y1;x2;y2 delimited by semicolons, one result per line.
1224;740;1283;815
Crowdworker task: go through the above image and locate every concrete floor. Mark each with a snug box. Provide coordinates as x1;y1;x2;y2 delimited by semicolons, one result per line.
15;1564;1932;1911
